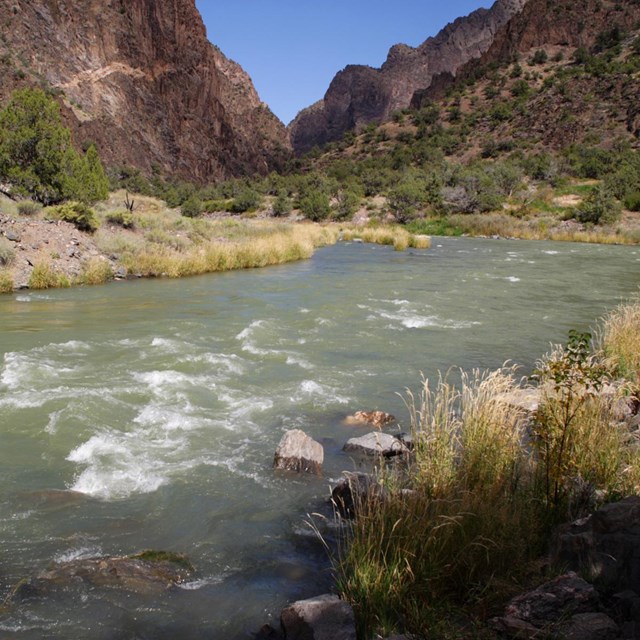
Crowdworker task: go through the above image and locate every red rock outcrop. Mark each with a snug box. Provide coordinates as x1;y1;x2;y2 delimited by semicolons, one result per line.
289;0;528;155
0;0;291;182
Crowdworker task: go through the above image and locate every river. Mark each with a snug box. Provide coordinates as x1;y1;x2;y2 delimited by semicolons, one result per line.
0;237;638;638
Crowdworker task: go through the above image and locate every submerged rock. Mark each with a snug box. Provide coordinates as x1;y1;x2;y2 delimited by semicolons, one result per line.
7;550;194;602
273;429;324;475
343;431;409;458
344;410;396;428
280;594;356;640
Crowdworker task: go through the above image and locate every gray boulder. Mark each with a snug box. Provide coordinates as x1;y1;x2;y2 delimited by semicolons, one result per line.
280;594;356;640
561;612;619;640
274;429;324;475
343;432;409;458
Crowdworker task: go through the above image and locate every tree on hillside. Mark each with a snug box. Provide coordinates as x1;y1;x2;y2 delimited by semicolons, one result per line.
0;88;108;205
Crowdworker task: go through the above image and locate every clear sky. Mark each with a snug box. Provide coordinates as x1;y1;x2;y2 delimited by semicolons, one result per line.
195;1;492;126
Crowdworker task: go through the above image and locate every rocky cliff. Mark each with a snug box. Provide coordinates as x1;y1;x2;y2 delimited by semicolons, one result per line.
415;0;640;105
0;0;291;182
289;0;528;155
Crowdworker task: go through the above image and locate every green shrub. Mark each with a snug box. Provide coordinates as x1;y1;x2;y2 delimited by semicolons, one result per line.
105;209;136;229
575;185;621;225
17;200;42;216
181;197;203;218
230;189;261;214
624;191;640;212
271;191;293;217
47;201;99;232
28;262;61;289
299;189;331;221
530;49;548;65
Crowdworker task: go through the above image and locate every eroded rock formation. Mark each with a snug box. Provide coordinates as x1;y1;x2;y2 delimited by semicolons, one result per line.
0;0;291;181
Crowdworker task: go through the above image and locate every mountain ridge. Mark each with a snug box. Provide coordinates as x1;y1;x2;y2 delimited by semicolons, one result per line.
288;0;528;155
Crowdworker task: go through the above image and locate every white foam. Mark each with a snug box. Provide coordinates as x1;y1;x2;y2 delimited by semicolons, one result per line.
542;250;560;255
506;276;521;283
178;575;227;590
286;355;314;370
54;546;102;564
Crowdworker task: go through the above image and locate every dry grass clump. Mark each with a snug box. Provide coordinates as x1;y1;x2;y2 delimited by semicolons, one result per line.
599;296;640;382
28;262;70;289
0;269;14;293
340;225;431;251
79;257;114;285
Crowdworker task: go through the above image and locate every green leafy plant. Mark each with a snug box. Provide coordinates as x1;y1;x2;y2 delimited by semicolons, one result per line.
47;201;99;233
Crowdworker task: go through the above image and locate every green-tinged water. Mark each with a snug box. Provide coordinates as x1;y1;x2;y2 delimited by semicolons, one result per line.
0;238;638;639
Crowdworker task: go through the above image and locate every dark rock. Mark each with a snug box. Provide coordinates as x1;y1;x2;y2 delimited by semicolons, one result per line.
343;431;409;458
280;594;356;640
5;230;20;242
502;572;600;628
254;623;284;640
561;612;619;640
331;472;383;519
273;429;324;475
555;497;640;594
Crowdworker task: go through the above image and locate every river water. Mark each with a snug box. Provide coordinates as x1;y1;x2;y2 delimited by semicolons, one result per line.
0;238;638;639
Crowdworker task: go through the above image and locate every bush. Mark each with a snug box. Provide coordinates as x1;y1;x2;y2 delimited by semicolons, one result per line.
181;197;203;218
230;188;261;214
17;200;42;216
530;49;548;65
47;202;99;232
299;189;331;221
387;178;428;222
271;191;293;217
624;191;640;212
575;185;621;225
105;210;136;229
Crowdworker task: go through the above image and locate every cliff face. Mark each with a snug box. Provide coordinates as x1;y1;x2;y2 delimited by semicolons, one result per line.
0;0;291;182
417;0;640;104
289;0;528;155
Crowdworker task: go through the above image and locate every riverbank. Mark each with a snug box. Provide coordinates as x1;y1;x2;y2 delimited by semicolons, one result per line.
0;191;435;294
334;297;640;638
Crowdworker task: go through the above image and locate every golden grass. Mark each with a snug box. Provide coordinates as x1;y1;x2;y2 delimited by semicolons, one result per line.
27;262;70;290
599;296;640;382
78;258;114;285
118;224;338;278
0;269;14;293
446;213;639;244
340;225;431;251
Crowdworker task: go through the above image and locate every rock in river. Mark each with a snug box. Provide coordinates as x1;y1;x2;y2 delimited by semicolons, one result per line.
273;429;324;475
7;550;194;602
343;431;409;458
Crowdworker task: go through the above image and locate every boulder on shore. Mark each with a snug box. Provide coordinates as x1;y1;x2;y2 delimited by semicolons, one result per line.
273;429;324;475
343;431;409;458
280;594;356;640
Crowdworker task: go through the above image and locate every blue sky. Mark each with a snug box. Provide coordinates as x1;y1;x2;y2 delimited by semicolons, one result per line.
195;1;491;125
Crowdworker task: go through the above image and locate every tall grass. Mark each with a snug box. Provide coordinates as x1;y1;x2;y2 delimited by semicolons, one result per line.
119;224;337;278
0;269;13;293
599;296;640;382
337;305;640;637
340;225;431;250
338;367;542;638
27;262;70;289
79;258;114;285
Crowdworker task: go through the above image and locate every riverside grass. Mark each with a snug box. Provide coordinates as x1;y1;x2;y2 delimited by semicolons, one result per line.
337;303;640;639
340;225;431;251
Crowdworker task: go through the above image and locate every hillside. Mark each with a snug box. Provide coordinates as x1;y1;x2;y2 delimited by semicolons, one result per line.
0;0;291;182
289;0;528;155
